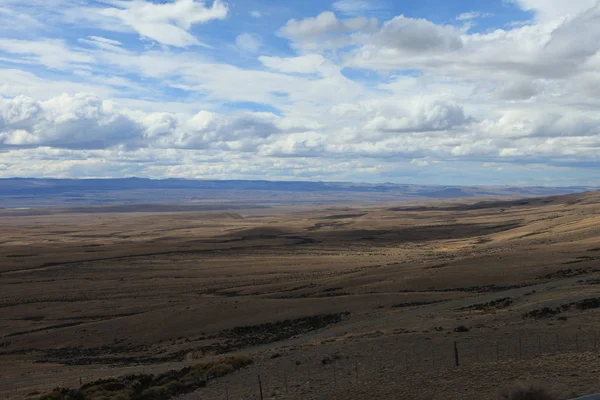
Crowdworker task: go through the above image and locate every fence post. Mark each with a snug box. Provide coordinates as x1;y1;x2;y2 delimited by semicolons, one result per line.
454;341;460;367
333;363;337;387
519;336;522;359
495;341;499;362
258;373;264;400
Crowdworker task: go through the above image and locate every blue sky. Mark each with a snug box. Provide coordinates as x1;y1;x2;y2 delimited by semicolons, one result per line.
0;0;599;186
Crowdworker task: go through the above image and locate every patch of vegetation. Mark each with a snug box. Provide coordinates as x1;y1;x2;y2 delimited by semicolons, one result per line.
391;300;443;308
537;267;599;280
33;345;187;366
578;278;600;285
321;213;366;220
315;291;351;298
35;355;252;400
523;297;600;319
321;353;343;364
425;263;449;270
6;322;85;338
216;313;350;353
500;383;555;400
516;230;549;239
399;283;534;294
562;257;600;265
460;297;513;312
454;326;470;333
10;316;45;321
523;306;565;319
315;288;351;297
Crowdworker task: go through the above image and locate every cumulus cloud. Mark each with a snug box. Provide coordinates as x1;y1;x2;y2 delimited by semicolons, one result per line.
0;94;289;151
279;11;378;51
348;4;600;82
0;94;143;149
373;16;463;52
362;101;472;133
99;0;229;47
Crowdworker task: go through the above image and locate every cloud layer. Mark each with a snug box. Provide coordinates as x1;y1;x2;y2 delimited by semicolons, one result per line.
0;0;599;185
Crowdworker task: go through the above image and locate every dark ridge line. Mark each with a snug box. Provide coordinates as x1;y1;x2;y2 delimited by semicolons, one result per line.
2;236;318;275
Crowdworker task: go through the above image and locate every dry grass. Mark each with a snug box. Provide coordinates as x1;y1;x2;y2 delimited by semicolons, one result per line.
2;191;600;398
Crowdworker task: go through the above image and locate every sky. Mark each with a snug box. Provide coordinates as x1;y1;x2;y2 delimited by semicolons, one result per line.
1;0;600;186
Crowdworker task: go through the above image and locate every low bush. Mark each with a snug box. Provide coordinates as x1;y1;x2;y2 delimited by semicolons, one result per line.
37;355;252;400
500;383;555;400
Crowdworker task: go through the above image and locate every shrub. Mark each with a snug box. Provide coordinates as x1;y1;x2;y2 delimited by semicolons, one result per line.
37;355;252;400
500;383;555;400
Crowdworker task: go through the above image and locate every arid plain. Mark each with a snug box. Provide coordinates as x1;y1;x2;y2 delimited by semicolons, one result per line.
2;192;600;399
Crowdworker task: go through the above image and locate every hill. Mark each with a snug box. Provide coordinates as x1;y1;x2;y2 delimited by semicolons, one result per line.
2;191;600;399
0;178;595;208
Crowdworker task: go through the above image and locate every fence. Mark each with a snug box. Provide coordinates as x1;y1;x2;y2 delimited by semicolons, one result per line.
2;330;598;399
187;330;600;399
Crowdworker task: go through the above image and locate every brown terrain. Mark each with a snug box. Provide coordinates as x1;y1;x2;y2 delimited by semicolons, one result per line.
2;191;600;399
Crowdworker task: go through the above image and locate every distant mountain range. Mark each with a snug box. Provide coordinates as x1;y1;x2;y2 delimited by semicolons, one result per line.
0;178;596;209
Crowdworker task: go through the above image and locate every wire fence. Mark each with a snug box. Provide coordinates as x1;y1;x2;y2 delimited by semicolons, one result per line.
188;330;600;399
2;331;598;399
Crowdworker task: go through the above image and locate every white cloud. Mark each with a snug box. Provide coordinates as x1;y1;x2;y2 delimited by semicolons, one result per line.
98;0;229;47
78;36;127;53
512;0;598;21
1;1;600;184
362;100;472;133
0;69;117;99
249;10;262;18
0;93;292;151
279;11;378;51
373;16;463;52
456;11;493;21
0;6;43;31
259;54;340;77
235;32;262;53
411;159;429;167
0;38;93;69
0;94;143;149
